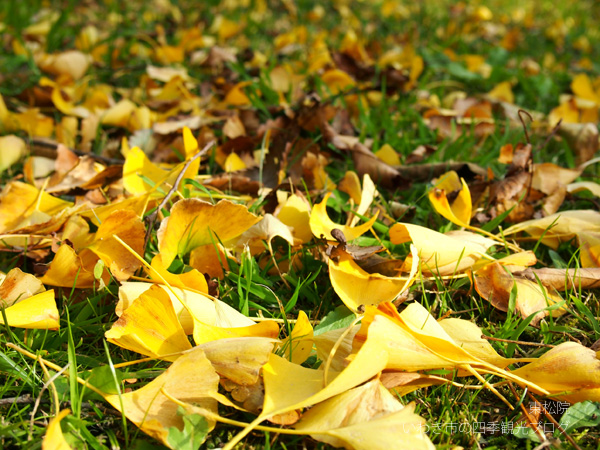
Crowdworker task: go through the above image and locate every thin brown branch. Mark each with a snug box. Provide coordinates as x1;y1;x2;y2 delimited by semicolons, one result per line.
142;140;215;251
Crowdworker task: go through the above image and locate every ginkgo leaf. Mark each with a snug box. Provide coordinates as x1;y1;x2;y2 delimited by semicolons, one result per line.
104;346;219;447
567;181;600;198
314;325;360;372
0;181;72;234
0;290;59;330
122;146;170;195
105;284;192;360
200;337;276;385
192;319;280;346
577;231;600;268
310;193;378;241
275;193;312;243
511;342;600;403
294;381;433;450
473;262;566;324
321;69;355;94
389;223;490;275
42;409;72;450
428;170;472;226
0;267;45;306
40;246;101;288
0;135;26;173
328;251;416;312
350;174;377;227
338;171;362;204
279;311;314;364
189;243;230;279
503;210;600;250
157;198;260;267
236;214;295;254
374;144;401;166
88;209;145;281
117;282;256;335
149;254;209;294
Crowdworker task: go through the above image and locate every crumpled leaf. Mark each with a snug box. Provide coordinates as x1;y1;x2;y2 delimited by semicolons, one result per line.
236;213;295;253
88;209;145;281
429;170;472;226
0;268;45;305
42;409;73;450
158;198;260;267
328;248;418;312
0;181;72;234
105;284;192;361
310;192;378;241
512;342;600;403
104;346;219;448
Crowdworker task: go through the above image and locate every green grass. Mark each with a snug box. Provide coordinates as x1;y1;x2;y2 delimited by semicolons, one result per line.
1;0;600;449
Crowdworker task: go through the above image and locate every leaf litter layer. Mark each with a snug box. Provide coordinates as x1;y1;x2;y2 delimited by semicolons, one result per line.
1;0;600;449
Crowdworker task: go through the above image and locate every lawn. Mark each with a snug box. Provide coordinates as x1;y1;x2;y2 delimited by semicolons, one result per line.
0;1;599;449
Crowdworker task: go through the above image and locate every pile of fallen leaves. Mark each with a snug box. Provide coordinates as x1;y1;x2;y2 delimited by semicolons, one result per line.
1;1;600;449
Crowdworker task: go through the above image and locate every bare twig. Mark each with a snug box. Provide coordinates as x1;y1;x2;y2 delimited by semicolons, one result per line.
518;109;534;144
481;335;555;348
142;140;215;251
29;138;124;166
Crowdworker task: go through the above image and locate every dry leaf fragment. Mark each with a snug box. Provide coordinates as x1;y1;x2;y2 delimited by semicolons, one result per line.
512;267;600;290
0;268;45;306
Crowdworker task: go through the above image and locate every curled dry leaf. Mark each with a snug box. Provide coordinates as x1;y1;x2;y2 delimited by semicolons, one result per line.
473;262;566;324
512;267;600;291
